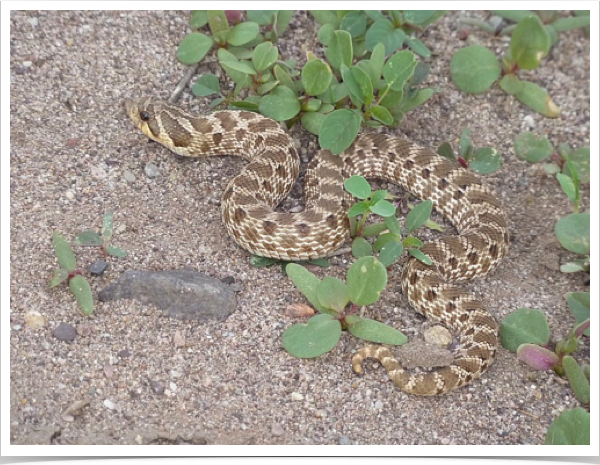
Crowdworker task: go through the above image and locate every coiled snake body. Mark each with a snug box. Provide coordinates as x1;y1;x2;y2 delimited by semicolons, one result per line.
126;97;509;396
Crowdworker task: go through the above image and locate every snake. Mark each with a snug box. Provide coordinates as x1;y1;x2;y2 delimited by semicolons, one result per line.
125;97;509;396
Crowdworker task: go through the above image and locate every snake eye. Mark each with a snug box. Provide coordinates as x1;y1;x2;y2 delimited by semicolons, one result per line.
140;111;150;121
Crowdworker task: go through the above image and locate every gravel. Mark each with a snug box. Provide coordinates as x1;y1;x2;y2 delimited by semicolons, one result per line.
9;10;590;445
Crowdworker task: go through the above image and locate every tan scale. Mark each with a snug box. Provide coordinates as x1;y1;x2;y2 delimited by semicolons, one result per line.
125;97;509;396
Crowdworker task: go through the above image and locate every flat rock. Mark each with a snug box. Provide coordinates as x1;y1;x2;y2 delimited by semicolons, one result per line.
98;270;237;321
396;340;454;369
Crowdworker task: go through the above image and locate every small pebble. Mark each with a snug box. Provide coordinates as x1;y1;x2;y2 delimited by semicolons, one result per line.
28;17;39;26
88;260;108;275
169;382;177;392
523;115;535;128
338;436;351;445
118;349;131;358
65;190;75;200
103;399;117;410
290;392;304;401
77;323;93;337
24;311;46;329
52;322;76;342
374;400;383;410
123;169;136;183
424;325;453;348
271;423;284;437
22;61;33;68
145;163;160;178
150;380;165;395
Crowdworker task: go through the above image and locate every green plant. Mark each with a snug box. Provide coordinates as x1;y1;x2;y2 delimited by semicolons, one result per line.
512;133;590;273
282;176;434;358
436;127;502;174
546;407;590;445
460;10;590;44
73;211;127;260
49;232;94;316
450;12;584;117
344;175;433;268
500;302;590;404
177;10;444;154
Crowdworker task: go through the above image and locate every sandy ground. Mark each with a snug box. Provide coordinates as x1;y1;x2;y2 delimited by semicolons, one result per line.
9;10;590;445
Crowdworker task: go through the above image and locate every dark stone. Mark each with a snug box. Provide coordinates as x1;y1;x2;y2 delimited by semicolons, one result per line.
150;380;165;395
221;276;235;285
89;260;108;275
98;270;237;321
118;349;131;358
52;322;76;343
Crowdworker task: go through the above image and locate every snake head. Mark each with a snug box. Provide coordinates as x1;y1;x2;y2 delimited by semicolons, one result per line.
124;97;163;143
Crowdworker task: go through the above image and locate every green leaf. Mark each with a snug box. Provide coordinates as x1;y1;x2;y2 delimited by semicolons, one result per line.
73;230;102;247
106;246;127;257
52;231;76;271
379;241;404;268
316;276;350;312
246;10;276;25
257;80;279;96
552;16;590;32
301;59;332;96
250;255;279;268
563;356;590;404
362;221;389;237
282;314;342;358
374;232;401;252
177;33;213;65
344;176;371;199
437;142;455;160
408;248;432;265
229;100;260;111
273;64;297;93
459;128;473;159
207;11;230;43
370;199;396;217
226;22;259;46
384;215;401;235
564;147;590;183
49;269;69;288
285;264;330;314
252;42;279;72
69;274;94;316
450;45;501;94
556;173;577;203
500;75;560;117
317;23;336;46
348;201;370;218
383;50;417;91
370;105;393;125
318;109;361;155
513;132;553;163
404;37;431;58
365;19;405;55
368;43;386;84
190;10;208;29
470;147;502;174
310;10;339;26
403;10;440;26
555;213;590;255
325;30;353;72
340;11;367;38
350;66;374;105
192;74;221;97
258;85;300;121
403;236;423;248
405;200;433;234
500;308;550;352
510;16;550;70
301;112;326;136
352;237;373;258
566;292;590;336
396;88;434;114
219;59;257;76
545;408;590;445
347;256;387;306
347;316;408;345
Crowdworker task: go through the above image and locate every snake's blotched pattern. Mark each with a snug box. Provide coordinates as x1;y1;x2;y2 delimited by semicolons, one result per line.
126;97;509;395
